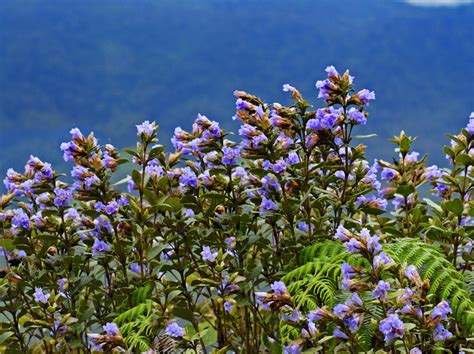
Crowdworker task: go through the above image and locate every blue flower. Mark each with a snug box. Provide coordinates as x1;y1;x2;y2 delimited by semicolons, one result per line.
431;300;451;321
348;108;367;125
344;238;361;253
404;265;420;283
271;281;287;295
333;327;349;339
379;314;404;342
259;197;278;213
201;246;218;262
103;322;120;336
465;112;474;134
372;280;390;301
281;309;301;323
333;304;350;319
373;252;394;268
433;323;453;342
34;287;50;303
224;301;234;312
222;146;240;166
136;120;157;138
164;322;185;338
91;239;111;256
355;89;375;105
381;167;398;181
284;342;302;354
179;167;198;189
12;209;30;230
335;225;351;241
53;187;73;208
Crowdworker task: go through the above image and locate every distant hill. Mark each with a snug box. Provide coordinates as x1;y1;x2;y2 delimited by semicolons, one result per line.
0;0;473;176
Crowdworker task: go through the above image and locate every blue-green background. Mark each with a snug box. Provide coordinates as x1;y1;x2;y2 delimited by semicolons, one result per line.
0;0;473;175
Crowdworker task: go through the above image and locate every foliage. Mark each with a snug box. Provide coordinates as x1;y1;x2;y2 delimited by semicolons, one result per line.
0;66;472;353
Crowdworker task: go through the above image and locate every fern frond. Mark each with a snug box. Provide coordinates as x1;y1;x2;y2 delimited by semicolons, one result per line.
385;239;474;334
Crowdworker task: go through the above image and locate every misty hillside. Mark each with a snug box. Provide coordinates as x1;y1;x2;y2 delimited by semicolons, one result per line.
0;0;473;175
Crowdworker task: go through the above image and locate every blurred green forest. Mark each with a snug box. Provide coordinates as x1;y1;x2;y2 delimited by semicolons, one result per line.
0;0;473;175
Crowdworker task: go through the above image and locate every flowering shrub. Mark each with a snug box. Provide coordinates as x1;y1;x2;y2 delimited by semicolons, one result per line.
0;66;472;353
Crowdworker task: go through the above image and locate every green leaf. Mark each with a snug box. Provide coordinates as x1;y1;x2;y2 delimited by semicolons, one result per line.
112;176;130;186
0;331;14;344
172;307;194;322
396;184;415;198
455;154;473;166
353;134;377;139
445;198;463;215
0;239;15;251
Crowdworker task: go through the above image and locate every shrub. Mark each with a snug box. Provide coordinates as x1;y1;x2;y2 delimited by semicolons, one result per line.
0;66;472;353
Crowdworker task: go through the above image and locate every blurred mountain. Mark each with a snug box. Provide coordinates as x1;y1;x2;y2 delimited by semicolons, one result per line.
0;0;473;176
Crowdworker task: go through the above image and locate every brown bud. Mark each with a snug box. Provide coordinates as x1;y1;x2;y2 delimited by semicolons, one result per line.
0;193;14;209
47;246;58;256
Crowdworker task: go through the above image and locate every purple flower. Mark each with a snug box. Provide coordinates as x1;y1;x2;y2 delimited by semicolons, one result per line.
397;287;414;303
104;201;119;215
410;348;422;354
404;265;420;283
348;107;367;125
136;120;156;138
335;170;346;179
224;301;234;312
271;281;287;295
356;89;376;105
222;146;240;166
333;304;350;319
284;342;302;354
344;238;361;253
432;300;451;321
12;210;30;230
282;310;301;322
373;252;394;268
341;262;357;289
286;152;299;164
282;84;297;93
335;225;351;241
434;183;449;196
346;293;363;307
63;208;79;222
333;327;349;339
433;323;453;342
325;65;339;78
53;188;73;208
466;112;474;134
272;160;287;174
373;280;390;301
60;141;79;162
405;152;419;163
315;79;333;100
344;314;362;333
164;322;185;338
201;246;218;262
34;287;50;303
308;308;327;321
91;239;111;256
381;168;398;181
130;263;141;273
297;221;312;233
84;175;100;190
179;167;198;189
366;235;382;254
259;197;278;213
379;314;404;342
424;165;442;181
103;322;120;336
